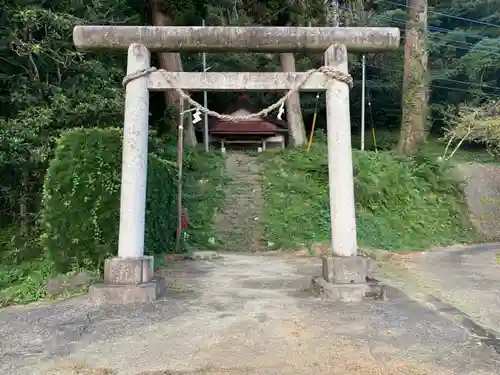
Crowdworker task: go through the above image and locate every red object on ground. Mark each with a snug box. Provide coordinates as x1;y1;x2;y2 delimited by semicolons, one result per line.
181;207;189;229
176;207;189;239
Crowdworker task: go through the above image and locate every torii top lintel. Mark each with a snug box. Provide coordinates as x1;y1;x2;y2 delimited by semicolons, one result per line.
73;26;400;53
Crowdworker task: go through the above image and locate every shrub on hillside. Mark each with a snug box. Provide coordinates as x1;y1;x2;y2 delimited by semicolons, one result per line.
150;133;229;249
40;128;177;273
261;142;474;251
352;129;399;151
445;100;500;156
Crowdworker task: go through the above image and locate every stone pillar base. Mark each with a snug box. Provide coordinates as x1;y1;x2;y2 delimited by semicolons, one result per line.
88;256;165;304
89;277;166;304
312;255;386;302
311;276;386;302
322;255;370;283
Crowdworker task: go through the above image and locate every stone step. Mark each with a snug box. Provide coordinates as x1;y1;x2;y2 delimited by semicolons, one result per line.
216;153;266;252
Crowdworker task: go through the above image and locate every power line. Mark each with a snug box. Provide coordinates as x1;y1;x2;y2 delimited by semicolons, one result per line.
374;13;498;44
364;61;500;89
427;24;495;40
341;4;498;38
362;63;500;95
362;83;497;143
359;78;500;98
428;34;500;57
374;14;500;56
374;13;496;40
430;84;500;97
432;77;500;92
377;0;500;28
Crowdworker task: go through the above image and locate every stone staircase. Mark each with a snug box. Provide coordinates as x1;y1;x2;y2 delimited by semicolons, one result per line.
216;152;265;252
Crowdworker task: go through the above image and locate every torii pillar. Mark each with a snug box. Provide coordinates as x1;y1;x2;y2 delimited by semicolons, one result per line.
73;26;400;304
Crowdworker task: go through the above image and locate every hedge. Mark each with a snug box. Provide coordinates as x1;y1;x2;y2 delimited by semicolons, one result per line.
40;128;177;272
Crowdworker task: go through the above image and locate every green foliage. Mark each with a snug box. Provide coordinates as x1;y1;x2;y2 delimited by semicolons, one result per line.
151;135;229;249
0;225;42;265
261;136;476;251
0;131;227;306
0;225;54;306
352;129;400;151
2;0;499;232
444;100;500;157
40;128;177;272
0;0;498;304
420;137;498;164
0;259;54;307
0;0;143;235
183;152;228;249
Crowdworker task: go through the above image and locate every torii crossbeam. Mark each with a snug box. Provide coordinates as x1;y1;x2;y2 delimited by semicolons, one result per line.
73;26;399;52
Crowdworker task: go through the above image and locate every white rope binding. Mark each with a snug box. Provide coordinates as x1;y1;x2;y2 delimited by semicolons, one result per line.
122;65;353;121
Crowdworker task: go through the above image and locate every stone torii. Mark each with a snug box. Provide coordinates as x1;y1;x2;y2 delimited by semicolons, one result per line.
73;26;400;303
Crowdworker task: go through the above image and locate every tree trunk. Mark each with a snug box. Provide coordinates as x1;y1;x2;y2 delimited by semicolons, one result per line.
150;0;197;146
397;0;429;155
279;53;306;147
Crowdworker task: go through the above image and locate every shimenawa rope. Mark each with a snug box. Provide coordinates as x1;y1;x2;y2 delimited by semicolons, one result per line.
122;65;353;121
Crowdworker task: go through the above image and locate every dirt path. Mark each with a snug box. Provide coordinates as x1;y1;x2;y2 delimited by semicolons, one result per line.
457;163;500;241
215;152;265;252
2;254;499;375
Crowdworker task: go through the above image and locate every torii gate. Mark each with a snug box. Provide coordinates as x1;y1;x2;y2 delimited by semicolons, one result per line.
73;26;400;303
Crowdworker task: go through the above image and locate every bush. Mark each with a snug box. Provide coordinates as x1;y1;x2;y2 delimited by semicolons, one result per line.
151;134;229;249
0;225;42;265
40;128;177;272
352;129;399;151
445;100;500;157
0;259;54;306
260;139;475;251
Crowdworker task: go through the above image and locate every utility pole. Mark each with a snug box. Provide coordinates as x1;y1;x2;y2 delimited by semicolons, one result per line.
176;100;184;252
361;55;366;151
327;0;340;26
202;19;209;152
176;105;199;251
398;0;429;155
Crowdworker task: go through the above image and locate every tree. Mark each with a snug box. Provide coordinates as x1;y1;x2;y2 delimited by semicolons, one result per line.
271;0;331;147
150;0;197;146
0;0;139;232
397;0;429;155
279;53;307;147
264;1;307;147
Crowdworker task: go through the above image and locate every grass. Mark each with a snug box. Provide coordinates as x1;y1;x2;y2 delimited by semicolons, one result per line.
0;227;54;306
0;227;102;307
0;130;490;305
420;138;498;164
152;137;229;251
0;259;52;306
260;134;478;252
0;144;228;307
351;129;499;164
182;148;229;250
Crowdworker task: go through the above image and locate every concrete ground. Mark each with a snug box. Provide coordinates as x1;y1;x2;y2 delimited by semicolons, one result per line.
456;163;500;241
377;243;500;337
1;253;500;375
